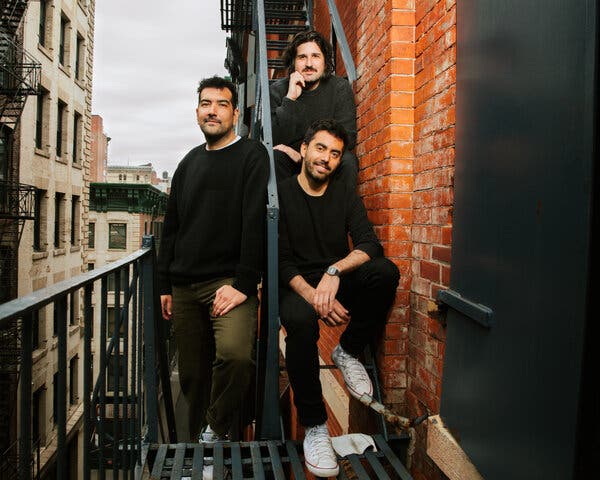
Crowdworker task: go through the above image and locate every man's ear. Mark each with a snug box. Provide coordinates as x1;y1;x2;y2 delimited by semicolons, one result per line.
300;142;307;157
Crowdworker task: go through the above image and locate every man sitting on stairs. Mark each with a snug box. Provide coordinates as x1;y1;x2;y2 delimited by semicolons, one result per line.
278;119;400;477
270;29;358;188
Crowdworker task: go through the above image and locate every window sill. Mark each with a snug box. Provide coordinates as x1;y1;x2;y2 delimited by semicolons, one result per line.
69;324;80;337
53;248;66;257
32;345;48;365
75;77;86;90
108;248;127;252
56;156;68;165
37;43;53;62
59;63;72;78
32;251;49;261
35;147;50;159
72;161;82;170
70;245;81;253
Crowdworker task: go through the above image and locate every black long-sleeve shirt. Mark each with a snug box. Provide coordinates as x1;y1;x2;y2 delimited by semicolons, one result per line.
157;138;269;296
278;177;382;285
270;75;357;151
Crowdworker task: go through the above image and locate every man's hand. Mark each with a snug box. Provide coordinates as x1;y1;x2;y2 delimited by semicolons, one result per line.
161;295;173;321
212;285;247;317
286;71;305;101
320;299;350;327
313;273;341;319
274;144;302;163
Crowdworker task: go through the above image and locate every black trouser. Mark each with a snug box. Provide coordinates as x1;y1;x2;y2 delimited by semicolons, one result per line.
279;257;400;427
274;149;358;188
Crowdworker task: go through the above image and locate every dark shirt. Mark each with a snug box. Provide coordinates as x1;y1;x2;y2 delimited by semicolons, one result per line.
270;75;357;151
157;138;269;296
278;176;382;285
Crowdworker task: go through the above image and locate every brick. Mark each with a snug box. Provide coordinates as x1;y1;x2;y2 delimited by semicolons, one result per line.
432;245;451;263
420;260;440;282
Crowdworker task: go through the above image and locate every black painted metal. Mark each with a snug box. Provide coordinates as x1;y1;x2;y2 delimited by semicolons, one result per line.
442;1;597;478
0;237;169;478
18;312;32;480
437;289;493;328
144;436;412;479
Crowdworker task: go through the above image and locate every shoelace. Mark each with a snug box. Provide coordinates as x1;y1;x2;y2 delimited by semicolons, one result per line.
337;351;370;386
306;426;335;460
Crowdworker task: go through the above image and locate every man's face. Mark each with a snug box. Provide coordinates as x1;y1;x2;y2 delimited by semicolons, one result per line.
196;87;239;143
293;41;326;86
301;130;344;184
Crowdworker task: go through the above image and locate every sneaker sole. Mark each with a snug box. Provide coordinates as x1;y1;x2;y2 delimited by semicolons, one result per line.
305;460;340;477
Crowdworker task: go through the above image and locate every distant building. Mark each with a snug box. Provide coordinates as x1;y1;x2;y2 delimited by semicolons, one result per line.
90;114;109;182
107;163;159;185
1;0;96;476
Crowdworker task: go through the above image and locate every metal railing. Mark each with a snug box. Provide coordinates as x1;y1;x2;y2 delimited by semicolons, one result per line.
0;235;174;480
0;179;35;220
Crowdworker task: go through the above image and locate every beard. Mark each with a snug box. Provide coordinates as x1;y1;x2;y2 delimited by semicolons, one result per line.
305;160;331;185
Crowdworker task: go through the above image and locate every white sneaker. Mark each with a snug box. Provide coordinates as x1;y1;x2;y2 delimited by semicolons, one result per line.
303;423;339;477
331;344;373;400
199;424;221;443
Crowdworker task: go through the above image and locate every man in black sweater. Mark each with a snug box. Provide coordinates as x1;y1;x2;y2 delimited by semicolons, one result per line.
158;77;269;447
278;119;399;477
270;30;358;187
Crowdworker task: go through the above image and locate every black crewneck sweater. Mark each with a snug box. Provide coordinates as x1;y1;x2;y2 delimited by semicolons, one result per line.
157;138;269;296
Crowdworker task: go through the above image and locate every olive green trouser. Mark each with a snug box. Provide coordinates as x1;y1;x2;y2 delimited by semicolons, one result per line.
171;278;258;440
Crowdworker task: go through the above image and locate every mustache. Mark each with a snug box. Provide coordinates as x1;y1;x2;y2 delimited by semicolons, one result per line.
302;67;317;72
314;161;331;171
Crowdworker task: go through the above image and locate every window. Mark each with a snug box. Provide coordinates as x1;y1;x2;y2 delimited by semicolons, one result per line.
39;0;48;47
52;372;58;425
88;222;95;248
33;189;47;251
59;14;70;67
70;195;80;245
107;355;126;392
32;309;41;350
35;89;49;150
56;100;67;157
75;33;84;79
69;356;78;405
107;268;128;292
69;291;77;325
54;192;64;247
33;386;45;446
107;307;125;339
88;263;94;271
108;223;127;249
72;112;82;164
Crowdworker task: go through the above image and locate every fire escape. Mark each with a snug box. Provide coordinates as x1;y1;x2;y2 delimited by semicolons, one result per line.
0;0;41;476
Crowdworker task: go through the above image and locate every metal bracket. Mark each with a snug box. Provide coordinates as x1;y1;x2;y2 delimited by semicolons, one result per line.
437;289;494;328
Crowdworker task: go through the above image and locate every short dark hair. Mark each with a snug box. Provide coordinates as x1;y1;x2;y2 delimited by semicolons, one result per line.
303;119;348;151
197;76;238;108
282;30;334;77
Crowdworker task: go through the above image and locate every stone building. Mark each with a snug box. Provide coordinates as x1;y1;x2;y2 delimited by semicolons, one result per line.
90;113;108;182
1;0;96;476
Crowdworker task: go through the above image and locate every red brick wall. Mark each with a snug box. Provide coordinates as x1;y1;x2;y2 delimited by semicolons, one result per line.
297;2;456;479
407;1;455;478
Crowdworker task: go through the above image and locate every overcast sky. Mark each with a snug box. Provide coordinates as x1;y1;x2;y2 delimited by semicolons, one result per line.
92;1;228;176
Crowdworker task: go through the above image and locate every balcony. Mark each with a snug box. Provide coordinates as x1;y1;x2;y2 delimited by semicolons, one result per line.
1;32;40;128
0;180;35;221
0;235;414;479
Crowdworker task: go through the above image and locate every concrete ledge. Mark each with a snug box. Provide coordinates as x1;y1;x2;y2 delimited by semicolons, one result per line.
427;415;484;480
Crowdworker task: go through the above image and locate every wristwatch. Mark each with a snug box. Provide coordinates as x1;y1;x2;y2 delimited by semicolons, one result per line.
325;265;341;277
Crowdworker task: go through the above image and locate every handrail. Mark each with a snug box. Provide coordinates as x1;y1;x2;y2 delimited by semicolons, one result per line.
326;0;357;82
0;236;173;479
254;0;282;441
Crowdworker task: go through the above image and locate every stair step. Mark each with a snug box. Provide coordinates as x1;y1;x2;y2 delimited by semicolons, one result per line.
266;39;289;50
267;59;286;70
265;24;308;35
265;10;306;21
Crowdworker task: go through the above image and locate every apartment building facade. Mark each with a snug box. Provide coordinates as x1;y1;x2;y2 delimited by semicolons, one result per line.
7;0;95;476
